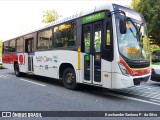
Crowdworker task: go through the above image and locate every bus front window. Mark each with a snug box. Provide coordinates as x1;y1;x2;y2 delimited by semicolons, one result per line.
116;19;150;61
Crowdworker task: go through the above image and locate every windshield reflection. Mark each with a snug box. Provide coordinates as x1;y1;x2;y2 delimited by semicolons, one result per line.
116;19;150;61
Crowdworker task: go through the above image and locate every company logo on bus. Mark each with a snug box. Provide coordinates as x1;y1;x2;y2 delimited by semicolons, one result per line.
131;70;138;76
18;53;25;65
36;56;52;62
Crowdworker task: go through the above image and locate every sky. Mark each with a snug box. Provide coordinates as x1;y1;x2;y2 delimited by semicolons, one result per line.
0;0;132;41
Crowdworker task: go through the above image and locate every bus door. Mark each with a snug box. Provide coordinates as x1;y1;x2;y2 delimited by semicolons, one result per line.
25;38;33;72
82;21;102;85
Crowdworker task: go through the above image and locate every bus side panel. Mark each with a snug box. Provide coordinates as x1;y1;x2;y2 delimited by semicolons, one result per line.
80;52;85;83
2;53;16;71
33;50;78;79
56;50;78;80
18;53;29;73
2;53;28;73
101;59;112;88
3;63;14;70
33;51;52;77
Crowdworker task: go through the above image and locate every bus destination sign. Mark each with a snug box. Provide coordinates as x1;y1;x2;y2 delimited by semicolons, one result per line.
82;12;105;24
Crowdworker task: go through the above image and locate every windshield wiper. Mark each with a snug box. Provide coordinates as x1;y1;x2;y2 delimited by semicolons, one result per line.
128;24;137;38
126;17;146;59
138;22;146;41
126;17;139;39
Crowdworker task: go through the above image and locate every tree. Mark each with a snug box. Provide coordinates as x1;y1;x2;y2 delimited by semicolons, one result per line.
131;0;160;47
42;9;62;24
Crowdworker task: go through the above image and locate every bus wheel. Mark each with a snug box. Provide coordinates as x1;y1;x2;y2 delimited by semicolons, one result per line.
14;63;22;77
62;67;77;90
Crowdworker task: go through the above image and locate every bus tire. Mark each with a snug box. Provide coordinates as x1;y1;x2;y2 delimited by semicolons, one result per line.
62;67;78;90
14;63;22;77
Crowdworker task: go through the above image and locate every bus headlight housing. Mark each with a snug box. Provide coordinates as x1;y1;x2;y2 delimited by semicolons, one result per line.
118;62;130;76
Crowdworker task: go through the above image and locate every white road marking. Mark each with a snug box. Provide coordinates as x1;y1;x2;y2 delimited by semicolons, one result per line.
147;85;160;89
0;74;15;78
1;73;160;105
99;92;160;106
19;78;46;87
0;75;8;78
150;99;160;103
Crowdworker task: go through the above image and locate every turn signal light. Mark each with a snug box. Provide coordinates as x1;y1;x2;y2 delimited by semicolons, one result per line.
104;74;109;77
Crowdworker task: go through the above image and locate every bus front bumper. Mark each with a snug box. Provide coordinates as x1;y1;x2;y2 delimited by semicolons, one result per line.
133;75;150;85
111;73;151;89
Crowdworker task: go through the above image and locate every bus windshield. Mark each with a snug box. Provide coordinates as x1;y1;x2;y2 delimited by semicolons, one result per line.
114;4;150;61
116;19;150;61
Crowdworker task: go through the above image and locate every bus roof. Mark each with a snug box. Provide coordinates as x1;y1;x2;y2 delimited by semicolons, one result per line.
3;3;114;41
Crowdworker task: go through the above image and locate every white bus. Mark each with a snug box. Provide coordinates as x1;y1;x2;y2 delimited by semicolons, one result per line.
2;3;150;89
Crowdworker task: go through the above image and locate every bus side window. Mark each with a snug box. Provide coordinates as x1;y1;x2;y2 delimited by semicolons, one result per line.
54;21;76;48
9;40;16;52
3;42;9;53
94;23;102;53
37;29;52;50
106;21;111;49
17;37;24;52
101;20;113;61
84;26;91;53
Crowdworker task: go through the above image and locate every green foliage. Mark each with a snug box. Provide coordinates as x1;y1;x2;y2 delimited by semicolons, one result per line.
150;44;160;52
131;0;160;45
125;5;131;8
152;62;160;65
42;9;62;24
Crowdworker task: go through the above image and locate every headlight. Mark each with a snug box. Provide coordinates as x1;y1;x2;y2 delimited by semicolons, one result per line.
118;62;130;76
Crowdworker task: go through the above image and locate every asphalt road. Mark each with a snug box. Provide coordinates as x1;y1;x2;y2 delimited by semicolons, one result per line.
0;69;160;120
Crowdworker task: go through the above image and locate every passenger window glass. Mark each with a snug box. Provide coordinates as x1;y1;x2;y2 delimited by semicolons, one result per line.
38;29;52;50
83;26;91;53
3;42;9;53
54;21;76;47
17;37;24;52
9;40;16;52
106;21;111;49
94;23;101;52
106;30;110;45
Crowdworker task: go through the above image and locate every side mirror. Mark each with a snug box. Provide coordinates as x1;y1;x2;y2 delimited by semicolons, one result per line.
119;18;126;34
